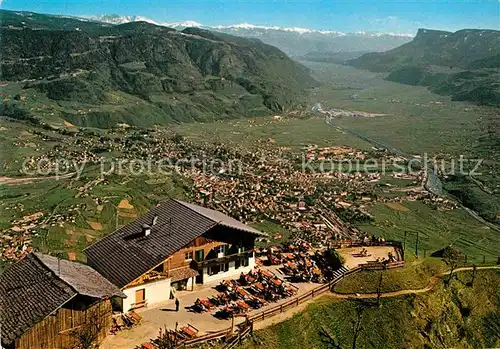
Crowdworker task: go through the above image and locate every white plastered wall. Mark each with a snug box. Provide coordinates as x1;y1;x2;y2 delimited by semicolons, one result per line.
122;278;172;312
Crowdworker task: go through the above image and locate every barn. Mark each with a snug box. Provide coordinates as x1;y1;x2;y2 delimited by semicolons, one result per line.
0;253;125;349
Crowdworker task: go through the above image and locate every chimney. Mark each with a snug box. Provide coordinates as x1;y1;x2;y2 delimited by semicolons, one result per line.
142;224;151;237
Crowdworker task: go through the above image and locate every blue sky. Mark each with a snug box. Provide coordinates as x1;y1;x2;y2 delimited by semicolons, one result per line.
2;0;499;34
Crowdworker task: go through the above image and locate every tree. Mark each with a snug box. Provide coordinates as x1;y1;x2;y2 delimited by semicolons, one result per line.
442;246;461;286
325;248;346;271
351;303;365;349
467;264;478;287
376;271;383;306
320;326;342;349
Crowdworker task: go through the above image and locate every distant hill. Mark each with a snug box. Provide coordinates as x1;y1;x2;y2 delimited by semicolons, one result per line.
298;51;370;64
209;27;413;57
349;28;500;71
0;9;113;31
88;14;413;56
0;10;318;127
348;28;500;106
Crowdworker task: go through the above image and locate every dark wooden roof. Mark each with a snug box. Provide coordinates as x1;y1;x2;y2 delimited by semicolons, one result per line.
169;267;199;283
35;254;125;299
0;253;124;346
84;199;265;288
176;200;264;236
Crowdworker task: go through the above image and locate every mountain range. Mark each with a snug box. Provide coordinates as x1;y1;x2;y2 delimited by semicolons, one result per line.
348;28;500;106
2;8;498;129
90;14;414;56
0;9;317;127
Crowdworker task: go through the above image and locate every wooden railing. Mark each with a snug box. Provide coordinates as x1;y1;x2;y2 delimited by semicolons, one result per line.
361;261;405;270
171;260;404;347
244;260;405;323
173;327;232;348
245;266;362;323
222;322;254;349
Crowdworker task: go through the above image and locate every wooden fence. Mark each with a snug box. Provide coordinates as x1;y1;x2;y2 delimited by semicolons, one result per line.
173;327;231;348
361;261;405;270
246;266;361;323
241;260;404;324
172;260;404;347
221;322;254;349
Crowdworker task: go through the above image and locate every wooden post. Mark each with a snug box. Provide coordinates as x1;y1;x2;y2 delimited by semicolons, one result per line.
415;232;419;258
175;322;178;346
403;231;407;252
483;255;486;264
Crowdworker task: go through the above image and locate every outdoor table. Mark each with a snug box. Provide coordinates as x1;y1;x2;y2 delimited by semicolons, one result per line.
182;326;197;338
199;299;212;308
262;270;273;278
236;300;250;311
271;278;282;286
253;282;265;291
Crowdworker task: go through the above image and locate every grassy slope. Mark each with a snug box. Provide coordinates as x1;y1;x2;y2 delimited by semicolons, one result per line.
239;270;500;349
334;257;446;294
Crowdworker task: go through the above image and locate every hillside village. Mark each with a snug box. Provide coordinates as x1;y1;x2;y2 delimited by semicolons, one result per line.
0;121;458;264
1;196;405;349
1;119;461;348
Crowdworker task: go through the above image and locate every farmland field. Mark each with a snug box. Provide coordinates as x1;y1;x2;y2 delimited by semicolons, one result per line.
1;61;498;270
176;62;500;262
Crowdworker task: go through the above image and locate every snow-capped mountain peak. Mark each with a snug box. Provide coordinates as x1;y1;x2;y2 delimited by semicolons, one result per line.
163;20;202;28
89;15;202;28
89;14;413;37
214;23;346;35
88;14;414;55
90;14;159;25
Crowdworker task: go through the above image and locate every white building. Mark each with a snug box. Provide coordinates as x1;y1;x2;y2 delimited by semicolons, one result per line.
85;199;264;312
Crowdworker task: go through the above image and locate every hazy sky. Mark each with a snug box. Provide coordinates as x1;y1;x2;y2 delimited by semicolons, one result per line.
2;0;499;34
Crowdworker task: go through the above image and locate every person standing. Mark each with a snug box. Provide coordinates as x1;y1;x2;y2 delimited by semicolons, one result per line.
175;298;180;312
